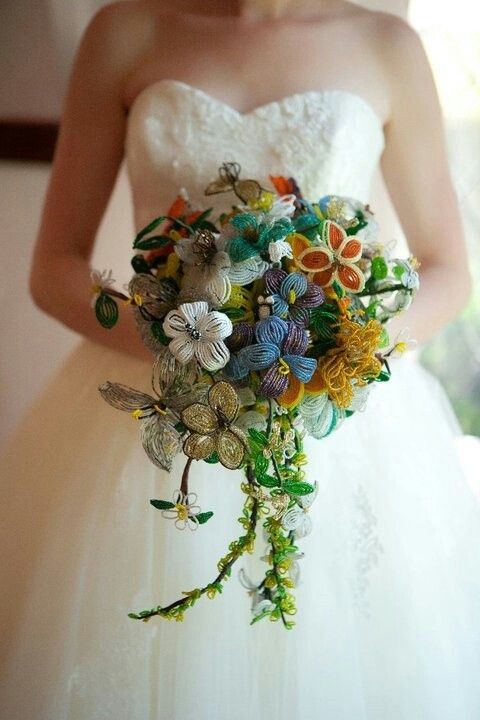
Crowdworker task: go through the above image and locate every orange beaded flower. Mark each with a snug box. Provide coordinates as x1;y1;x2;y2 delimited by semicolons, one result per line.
296;220;366;293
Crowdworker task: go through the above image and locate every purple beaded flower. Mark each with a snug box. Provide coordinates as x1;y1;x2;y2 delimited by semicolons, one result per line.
236;316;316;400
224;322;255;380
264;268;324;326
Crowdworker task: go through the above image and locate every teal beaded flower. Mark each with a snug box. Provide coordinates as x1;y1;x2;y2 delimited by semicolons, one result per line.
227;213;293;263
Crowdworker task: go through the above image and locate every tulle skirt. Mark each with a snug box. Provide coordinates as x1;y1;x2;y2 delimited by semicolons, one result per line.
1;338;480;720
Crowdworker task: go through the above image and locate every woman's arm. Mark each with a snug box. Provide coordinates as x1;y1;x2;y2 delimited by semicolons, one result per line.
29;3;154;362
377;15;472;345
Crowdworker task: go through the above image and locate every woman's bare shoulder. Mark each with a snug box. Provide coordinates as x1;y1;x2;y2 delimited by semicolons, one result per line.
366;11;433;103
78;1;159;88
90;0;174;36
339;7;430;117
339;4;421;46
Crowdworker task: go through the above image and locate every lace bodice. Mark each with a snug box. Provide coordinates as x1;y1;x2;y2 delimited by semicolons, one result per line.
125;79;385;233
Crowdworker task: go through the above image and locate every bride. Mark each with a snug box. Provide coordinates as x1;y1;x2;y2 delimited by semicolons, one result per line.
2;1;480;718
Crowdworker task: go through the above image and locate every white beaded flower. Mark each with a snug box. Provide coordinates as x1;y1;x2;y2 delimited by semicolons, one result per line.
238;569;276;617
397;259;420;291
297;393;338;440
268;240;293;263
281;482;319;538
90;268;115;308
387;328;418;359
227;256;269;286
265;194;297;221
163;301;232;372
161;489;201;531
217;223;269;286
175;230;232;306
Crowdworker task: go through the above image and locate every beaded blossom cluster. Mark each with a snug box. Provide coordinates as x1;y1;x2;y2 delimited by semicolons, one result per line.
93;162;419;627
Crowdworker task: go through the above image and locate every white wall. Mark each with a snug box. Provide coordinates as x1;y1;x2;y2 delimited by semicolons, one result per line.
0;1;64;119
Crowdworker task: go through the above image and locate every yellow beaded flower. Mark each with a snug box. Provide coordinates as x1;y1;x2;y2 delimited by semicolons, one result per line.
181;381;247;470
312;317;383;408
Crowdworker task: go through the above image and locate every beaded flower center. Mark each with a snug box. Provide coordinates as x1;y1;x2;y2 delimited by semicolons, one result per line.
278;358;291;375
185;322;201;340
175;503;189;521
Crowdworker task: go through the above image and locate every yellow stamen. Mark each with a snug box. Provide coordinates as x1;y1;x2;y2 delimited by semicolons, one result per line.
278;358;291;376
248;191;274;212
123;293;143;307
395;342;408;354
131;409;143;420
153;404;168;415
175;503;189;521
287;289;296;305
166;253;180;275
169;229;182;242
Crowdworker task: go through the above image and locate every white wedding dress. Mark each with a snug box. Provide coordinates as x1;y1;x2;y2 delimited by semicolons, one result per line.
1;79;480;720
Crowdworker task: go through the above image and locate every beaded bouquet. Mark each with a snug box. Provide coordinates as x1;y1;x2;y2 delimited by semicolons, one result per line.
91;162;419;628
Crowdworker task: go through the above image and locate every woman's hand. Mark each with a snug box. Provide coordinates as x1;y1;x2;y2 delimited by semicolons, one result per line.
29;3;153;363
378;15;472;345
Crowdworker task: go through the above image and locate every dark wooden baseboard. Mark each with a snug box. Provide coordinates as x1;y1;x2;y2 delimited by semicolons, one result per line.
0;120;59;162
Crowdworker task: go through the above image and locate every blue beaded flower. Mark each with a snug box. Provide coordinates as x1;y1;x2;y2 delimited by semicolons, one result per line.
233;316;316;401
264;268;325;326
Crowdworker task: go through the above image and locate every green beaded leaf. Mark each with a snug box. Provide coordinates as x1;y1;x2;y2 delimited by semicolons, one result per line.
332;280;345;298
151;322;170;345
345;215;368;236
361;276;378;295
223;307;247;321
131;254;151;274
392;264;405;280
204;452;219;464
371;256;388;280
376;370;391;382
309;306;338;340
248;428;268;451
133;215;171;248
310;338;337;358
150;499;175;510
95;293;119;329
258;474;279;489
196;220;218;233
283;481;315;496
133;234;173;251
196;511;214;525
190;209;213;229
365;300;380;319
254;454;269;476
250;609;273;625
379;327;390;348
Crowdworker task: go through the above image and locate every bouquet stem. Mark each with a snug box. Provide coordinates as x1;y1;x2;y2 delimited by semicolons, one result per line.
128;464;260;622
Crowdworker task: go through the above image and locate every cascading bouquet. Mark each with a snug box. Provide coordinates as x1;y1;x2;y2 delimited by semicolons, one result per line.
91;162;419;628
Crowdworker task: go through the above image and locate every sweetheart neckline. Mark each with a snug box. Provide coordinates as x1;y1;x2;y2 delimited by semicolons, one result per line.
126;78;385;133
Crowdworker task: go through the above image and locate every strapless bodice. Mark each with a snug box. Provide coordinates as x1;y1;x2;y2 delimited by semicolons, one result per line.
125;79;385;232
